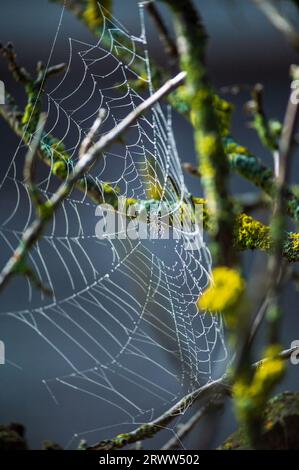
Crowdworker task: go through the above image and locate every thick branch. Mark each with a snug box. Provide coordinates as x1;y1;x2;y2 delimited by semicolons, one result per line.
88;346;298;451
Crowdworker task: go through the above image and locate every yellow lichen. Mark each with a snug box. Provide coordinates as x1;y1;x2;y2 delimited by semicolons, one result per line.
290;233;299;251
233;344;285;422
83;0;111;31
198;266;245;314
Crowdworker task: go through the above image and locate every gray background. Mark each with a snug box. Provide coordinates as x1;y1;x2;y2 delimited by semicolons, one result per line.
0;0;298;449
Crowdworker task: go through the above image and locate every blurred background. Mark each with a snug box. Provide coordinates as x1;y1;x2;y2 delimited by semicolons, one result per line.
0;0;298;450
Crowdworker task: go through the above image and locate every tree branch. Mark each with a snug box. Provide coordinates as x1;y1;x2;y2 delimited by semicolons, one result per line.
252;0;299;51
160;0;235;266
87;346;298;451
144;1;179;63
0;71;187;292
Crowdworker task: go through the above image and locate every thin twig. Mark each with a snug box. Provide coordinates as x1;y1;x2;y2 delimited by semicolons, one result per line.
23;113;47;200
182;162;201;178
161;0;236;266
251;0;299;51
79;108;106;157
88;378;230;450
144;1;179;63
44;63;67;79
267;64;299;343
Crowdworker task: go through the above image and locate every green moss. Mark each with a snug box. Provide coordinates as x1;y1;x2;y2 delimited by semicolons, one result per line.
220;392;299;450
22;102;34;126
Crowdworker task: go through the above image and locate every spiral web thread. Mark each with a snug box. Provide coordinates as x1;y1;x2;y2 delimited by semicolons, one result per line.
0;1;227;448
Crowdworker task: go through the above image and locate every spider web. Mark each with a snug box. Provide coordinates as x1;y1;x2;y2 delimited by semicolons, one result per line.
0;1;227;448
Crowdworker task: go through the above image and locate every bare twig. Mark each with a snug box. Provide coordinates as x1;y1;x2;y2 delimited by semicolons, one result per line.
88;378;230;450
182;162;201;178
44;63;67;79
23;113;47;201
267;65;299;343
161;0;236;267
144;1;179;63
0;42;31;84
0;71;187;292
87;346;297;451
251;0;299;51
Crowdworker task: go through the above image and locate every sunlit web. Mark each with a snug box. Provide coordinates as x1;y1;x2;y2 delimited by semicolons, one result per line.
0;1;227;448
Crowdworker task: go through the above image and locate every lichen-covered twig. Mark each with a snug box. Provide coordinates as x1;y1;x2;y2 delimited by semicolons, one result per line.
0;94;119;207
0;71;187;292
161;402;218;451
225;138;299;222
267;65;299;344
235;213;299;263
160;0;235;266
87;346;298;451
233;66;299;448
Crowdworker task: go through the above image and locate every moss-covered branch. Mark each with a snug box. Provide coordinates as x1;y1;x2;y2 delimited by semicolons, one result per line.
87;347;296;450
0;72;187;291
160;0;235;266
